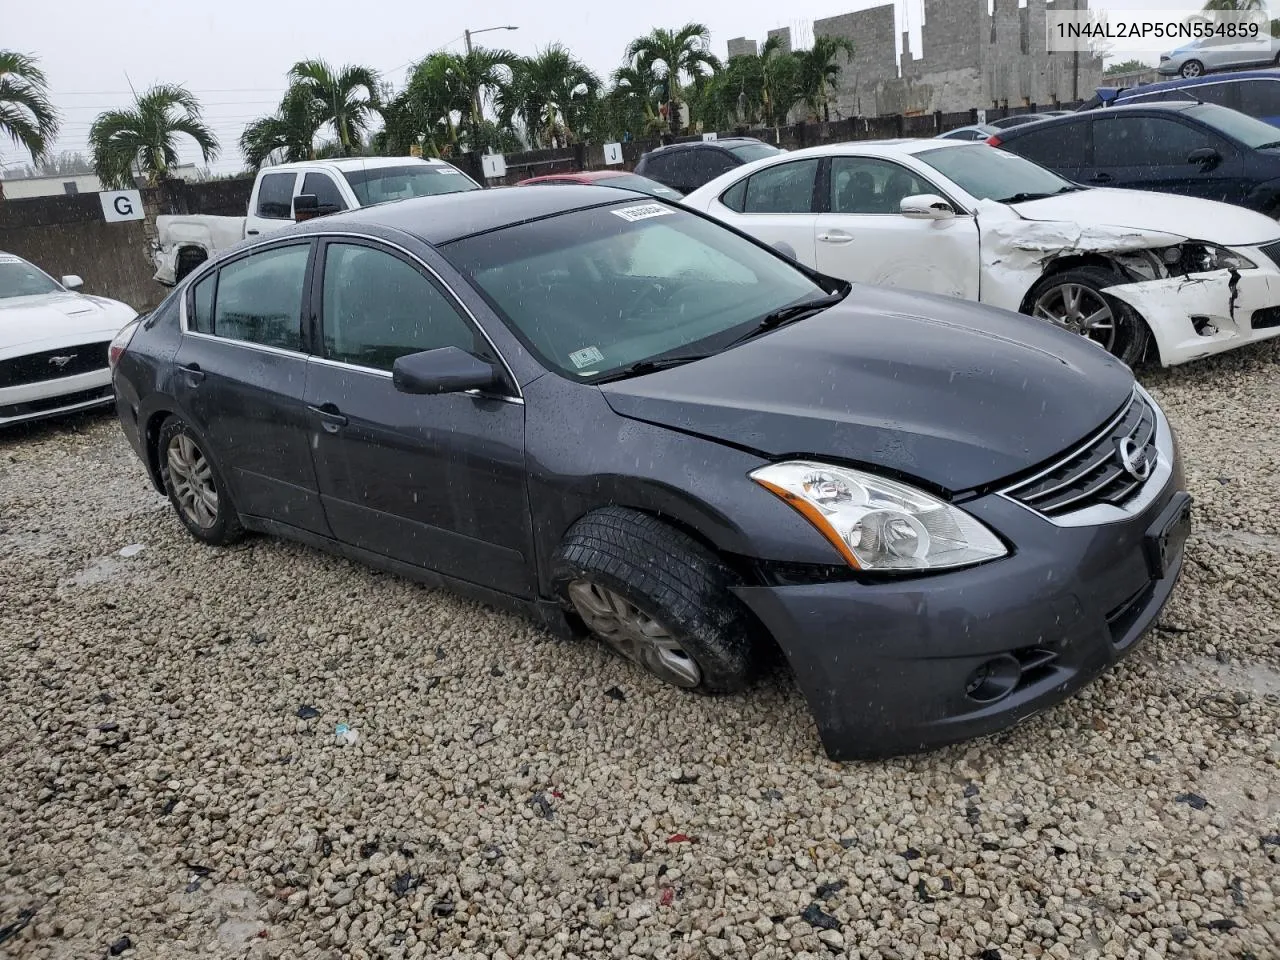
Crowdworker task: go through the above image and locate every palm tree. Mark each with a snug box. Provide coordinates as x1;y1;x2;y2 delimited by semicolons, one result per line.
239;87;319;169
609;63;666;136
760;35;800;133
793;35;855;122
287;59;381;154
88;84;218;188
624;23;721;133
401;48;516;153
507;45;600;148
1;51;59;199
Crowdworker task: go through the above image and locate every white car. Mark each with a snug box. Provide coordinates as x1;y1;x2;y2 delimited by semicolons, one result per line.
0;253;138;427
682;139;1280;366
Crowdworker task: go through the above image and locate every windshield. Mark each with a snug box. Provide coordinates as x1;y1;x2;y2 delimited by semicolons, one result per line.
914;144;1076;201
1185;102;1280;148
342;164;480;206
444;202;826;379
600;174;684;199
0;256;62;299
728;142;783;162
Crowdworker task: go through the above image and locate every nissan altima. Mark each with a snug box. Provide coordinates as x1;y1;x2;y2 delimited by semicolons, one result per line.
110;187;1192;760
1;253;138;427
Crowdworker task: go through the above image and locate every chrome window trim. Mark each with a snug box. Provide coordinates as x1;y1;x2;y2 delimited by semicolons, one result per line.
178;229;523;402
306;354;523;406
998;385;1174;528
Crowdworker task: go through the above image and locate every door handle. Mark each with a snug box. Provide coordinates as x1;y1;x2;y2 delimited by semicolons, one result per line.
817;230;854;244
308;403;348;433
246;229;260;236
1087;173;1114;184
178;362;205;384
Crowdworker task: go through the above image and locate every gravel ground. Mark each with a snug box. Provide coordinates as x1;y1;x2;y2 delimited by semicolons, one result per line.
2;342;1279;960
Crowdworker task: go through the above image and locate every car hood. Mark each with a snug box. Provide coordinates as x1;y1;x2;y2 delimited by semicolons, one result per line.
1012;187;1280;247
0;292;136;354
601;285;1135;492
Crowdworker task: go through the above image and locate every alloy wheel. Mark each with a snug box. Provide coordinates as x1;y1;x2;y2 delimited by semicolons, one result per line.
1033;283;1117;352
166;434;219;529
566;580;702;688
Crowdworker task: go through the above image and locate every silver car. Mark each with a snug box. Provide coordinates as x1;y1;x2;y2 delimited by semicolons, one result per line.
1159;35;1280;78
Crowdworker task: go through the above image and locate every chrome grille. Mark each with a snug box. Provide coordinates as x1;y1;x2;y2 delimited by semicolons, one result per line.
1003;391;1157;517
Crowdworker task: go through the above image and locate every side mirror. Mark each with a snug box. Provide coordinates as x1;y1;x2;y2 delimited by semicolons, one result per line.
392;346;501;396
900;194;955;220
61;275;84;290
1187;147;1221;169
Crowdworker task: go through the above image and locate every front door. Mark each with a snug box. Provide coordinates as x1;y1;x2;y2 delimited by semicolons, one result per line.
1088;114;1248;205
173;240;330;533
813;156;980;300
303;238;535;597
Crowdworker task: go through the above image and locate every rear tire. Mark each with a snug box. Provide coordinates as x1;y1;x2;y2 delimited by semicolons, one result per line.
157;416;244;546
552;508;757;694
1025;265;1151;367
1180;59;1204;78
174;247;208;284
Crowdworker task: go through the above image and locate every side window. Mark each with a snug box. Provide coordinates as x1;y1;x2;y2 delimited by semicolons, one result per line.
1095;116;1224;166
301;172;348;212
641;153;672;180
1004;124;1089;167
741;159;821;213
321;243;477;371
255;173;296;219
829;157;935;214
1238;79;1280;117
190;273;215;334
721;178;748;212
1193;82;1239;110
694;150;737;182
212;244;309;350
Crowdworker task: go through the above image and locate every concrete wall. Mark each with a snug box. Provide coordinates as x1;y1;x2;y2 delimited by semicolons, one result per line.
767;27;793;55
808;0;1105;117
0;178;254;312
727;37;758;59
2;174;107;199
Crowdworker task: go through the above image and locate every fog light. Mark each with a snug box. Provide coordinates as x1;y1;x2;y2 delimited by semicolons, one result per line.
964;655;1022;704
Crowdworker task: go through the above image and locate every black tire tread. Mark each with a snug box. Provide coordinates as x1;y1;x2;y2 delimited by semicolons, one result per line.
553;508;756;694
157;416;245;546
1026;264;1152;367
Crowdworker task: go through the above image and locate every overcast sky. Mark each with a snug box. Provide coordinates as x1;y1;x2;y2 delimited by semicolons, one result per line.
6;0;1183;175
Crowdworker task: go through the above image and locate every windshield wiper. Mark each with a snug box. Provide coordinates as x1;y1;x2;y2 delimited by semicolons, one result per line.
998;185;1082;203
1255;140;1280;150
723;288;850;348
589;352;712;384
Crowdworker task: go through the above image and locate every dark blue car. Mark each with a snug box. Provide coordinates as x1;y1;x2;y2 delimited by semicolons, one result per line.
991;101;1280;215
1107;70;1280;127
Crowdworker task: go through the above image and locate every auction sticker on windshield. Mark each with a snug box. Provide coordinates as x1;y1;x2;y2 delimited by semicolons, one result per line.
612;204;673;222
570;346;605;369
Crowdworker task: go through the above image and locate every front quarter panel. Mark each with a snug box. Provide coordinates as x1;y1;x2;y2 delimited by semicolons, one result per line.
522;374;858;597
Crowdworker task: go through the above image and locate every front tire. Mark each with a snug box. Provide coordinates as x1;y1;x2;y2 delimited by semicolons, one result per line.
157;416;244;546
552;508;757;694
1026;265;1151;366
1180;59;1204;78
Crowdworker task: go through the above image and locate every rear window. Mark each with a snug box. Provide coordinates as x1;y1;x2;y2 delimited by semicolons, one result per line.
598;174;684;199
1184;102;1280;148
342;164;480;206
727;142;783;162
1004;122;1089;167
1238;79;1280;117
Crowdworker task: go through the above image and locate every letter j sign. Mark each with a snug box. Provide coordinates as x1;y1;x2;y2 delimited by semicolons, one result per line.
100;190;145;223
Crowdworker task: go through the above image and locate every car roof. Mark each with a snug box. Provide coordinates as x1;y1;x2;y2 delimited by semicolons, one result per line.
260;156;453;173
996;100;1201;135
306;184;644;244
644;137;765;154
521;170;629;183
1117;68;1280;98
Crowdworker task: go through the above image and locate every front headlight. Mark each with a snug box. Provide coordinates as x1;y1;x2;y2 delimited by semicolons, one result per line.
1158;243;1256;273
751;461;1008;572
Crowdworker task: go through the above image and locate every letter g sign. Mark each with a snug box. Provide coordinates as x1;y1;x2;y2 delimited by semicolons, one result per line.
99;189;145;223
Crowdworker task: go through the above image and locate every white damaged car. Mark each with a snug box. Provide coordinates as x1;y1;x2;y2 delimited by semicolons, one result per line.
0;253;138;427
681;139;1280;366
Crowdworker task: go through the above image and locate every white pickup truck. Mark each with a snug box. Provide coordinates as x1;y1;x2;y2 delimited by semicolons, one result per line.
150;156;483;285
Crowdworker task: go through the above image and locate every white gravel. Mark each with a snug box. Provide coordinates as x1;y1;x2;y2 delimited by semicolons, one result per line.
2;341;1279;960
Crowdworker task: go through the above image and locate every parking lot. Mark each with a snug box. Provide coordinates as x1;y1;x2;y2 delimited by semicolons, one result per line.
3;342;1279;960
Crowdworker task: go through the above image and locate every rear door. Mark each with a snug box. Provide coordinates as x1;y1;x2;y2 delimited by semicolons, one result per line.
813;155;979;300
246;170;299;237
173;240;330;533
997;117;1091;182
1088;113;1248;203
303;238;535;597
715;157;822;265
